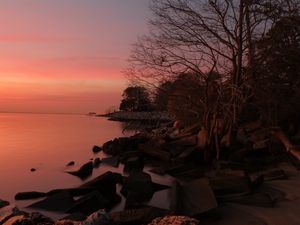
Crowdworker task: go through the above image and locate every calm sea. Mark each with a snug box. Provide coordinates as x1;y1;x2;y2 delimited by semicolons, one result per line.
0;113;131;205
0;113;171;219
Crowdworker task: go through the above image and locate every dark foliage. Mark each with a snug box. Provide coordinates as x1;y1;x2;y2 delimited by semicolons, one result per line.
120;86;154;112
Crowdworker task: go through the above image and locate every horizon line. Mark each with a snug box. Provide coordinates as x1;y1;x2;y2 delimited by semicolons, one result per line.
0;111;86;115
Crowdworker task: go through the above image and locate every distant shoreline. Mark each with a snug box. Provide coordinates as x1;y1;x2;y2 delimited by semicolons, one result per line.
98;111;172;122
0;111;84;115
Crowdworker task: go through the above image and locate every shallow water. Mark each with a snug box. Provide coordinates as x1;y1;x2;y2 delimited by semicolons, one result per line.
0;113;132;204
0;113;172;219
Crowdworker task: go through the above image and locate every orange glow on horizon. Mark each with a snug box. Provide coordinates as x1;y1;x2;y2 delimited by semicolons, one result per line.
0;0;149;113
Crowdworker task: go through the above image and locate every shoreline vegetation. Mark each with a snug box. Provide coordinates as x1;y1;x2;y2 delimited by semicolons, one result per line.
98;111;172;122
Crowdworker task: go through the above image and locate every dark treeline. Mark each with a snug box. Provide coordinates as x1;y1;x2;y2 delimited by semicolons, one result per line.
120;0;300;161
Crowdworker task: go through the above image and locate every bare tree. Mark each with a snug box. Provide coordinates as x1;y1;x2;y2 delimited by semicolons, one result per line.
125;0;299;160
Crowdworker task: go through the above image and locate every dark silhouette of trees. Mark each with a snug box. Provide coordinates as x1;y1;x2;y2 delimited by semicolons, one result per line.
154;81;173;111
253;15;300;133
119;86;153;112
125;0;300;160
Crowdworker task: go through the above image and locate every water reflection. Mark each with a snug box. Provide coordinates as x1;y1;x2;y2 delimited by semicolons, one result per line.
0;113;132;204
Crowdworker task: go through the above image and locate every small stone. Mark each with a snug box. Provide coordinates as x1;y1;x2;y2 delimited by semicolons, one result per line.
30;168;36;172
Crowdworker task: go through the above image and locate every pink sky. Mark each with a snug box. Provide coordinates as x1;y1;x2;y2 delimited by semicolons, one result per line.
0;0;150;113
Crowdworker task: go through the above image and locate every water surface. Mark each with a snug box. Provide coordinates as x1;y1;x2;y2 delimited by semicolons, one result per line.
0;113;129;204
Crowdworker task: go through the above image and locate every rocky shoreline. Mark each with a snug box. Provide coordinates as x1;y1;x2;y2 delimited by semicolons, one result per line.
2;120;300;225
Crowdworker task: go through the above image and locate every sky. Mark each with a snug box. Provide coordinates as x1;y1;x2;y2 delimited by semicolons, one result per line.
0;0;150;113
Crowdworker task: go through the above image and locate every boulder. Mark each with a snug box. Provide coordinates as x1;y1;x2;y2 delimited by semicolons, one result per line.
119;151;143;163
164;163;205;180
123;156;144;174
80;171;123;201
80;171;122;188
121;172;154;209
122;172;153;195
27;191;75;212
67;161;93;180
138;141;171;161
102;135;149;156
93;158;101;168
210;174;252;197
170;179;218;216
92;146;102;153
66;191;120;215
15;191;47;200
101;156;119;168
47;188;94;197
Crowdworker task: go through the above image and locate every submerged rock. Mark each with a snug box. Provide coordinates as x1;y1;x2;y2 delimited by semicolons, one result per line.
67;161;93;180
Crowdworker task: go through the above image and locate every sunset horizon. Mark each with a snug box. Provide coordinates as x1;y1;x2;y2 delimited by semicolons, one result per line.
1;1;300;224
0;0;150;114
